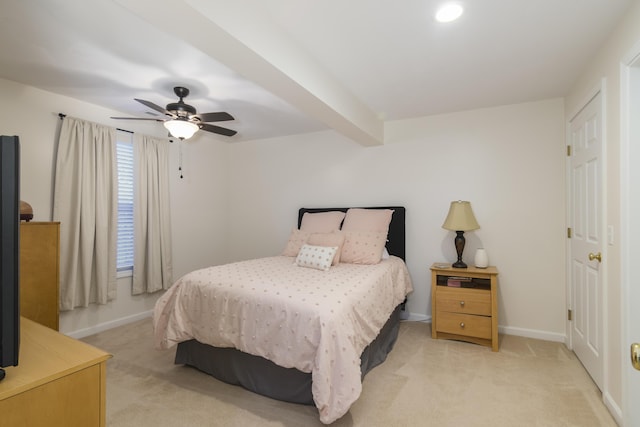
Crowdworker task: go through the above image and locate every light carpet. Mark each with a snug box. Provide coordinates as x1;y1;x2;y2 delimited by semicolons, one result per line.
82;318;617;426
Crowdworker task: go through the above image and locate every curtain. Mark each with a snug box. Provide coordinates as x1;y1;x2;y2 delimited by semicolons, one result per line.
133;134;173;294
53;117;118;310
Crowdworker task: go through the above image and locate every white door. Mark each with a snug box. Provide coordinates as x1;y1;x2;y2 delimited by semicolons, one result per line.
621;45;640;427
569;90;604;390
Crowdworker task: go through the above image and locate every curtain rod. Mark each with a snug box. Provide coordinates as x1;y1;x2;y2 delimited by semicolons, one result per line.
58;113;133;134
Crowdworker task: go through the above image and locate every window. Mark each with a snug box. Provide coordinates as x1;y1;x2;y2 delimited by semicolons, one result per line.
116;131;134;272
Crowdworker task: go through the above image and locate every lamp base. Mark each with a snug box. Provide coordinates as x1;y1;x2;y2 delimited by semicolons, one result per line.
453;230;467;268
452;260;468;269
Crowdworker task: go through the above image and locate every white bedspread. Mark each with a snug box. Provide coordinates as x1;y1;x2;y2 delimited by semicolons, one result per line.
153;255;413;424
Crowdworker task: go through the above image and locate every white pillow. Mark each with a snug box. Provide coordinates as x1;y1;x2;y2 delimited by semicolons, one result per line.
295;244;338;271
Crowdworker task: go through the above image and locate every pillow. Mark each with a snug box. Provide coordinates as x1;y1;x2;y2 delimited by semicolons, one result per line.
299;211;346;233
340;231;388;264
341;208;394;232
307;231;345;266
282;228;312;257
295;244;338;271
382;247;390;260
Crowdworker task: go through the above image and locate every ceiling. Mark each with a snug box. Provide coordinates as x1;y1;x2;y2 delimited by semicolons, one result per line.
0;0;632;145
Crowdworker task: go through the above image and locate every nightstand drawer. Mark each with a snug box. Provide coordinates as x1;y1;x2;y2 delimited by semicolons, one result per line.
436;287;491;315
436;312;492;339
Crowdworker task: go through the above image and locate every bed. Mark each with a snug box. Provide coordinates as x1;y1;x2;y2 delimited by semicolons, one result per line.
153;206;413;424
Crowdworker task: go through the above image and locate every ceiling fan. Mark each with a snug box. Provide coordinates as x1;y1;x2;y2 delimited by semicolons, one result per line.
111;86;237;139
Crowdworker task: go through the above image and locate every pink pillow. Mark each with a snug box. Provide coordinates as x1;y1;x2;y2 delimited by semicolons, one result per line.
307;232;345;266
340;231;387;264
341;208;394;232
299;211;346;233
282;229;312;256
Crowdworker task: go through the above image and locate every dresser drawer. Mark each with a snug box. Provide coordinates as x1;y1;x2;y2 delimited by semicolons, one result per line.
436;312;492;339
436;286;491;315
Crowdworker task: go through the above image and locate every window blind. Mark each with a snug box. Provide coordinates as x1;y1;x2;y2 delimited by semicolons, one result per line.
116;132;134;271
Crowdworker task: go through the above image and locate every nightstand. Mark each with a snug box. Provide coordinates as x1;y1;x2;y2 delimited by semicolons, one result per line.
430;263;499;351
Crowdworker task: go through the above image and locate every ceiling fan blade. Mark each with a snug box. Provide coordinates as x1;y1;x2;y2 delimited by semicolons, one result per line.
199;123;237;137
195;112;234;122
111;116;164;121
134;98;170;116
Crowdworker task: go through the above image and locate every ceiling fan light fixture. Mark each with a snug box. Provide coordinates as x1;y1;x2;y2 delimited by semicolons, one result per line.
113;87;236;138
164;118;199;140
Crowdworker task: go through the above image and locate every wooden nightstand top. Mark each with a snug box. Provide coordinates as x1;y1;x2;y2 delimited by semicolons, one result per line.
430;263;498;276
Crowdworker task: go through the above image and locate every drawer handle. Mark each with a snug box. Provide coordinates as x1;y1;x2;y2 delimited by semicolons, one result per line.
459;322;465;329
459;301;465;307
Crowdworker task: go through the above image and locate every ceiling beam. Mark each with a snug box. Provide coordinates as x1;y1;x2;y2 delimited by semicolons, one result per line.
115;0;383;146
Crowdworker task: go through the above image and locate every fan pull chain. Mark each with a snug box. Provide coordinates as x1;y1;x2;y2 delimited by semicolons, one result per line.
179;141;184;179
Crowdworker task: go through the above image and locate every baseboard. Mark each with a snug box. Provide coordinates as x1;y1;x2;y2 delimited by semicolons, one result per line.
404;312;429;322
65;310;154;339
498;325;566;342
603;391;623;426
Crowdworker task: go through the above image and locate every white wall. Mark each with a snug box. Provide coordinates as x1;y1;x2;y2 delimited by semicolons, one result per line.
227;98;567;337
564;0;640;421
0;77;230;337
1;76;567;341
169;135;231;276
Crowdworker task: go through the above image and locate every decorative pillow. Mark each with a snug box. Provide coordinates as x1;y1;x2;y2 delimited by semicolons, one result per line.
282;228;312;257
341;208;394;232
340;231;388;264
295;244;338;271
307;231;345;266
299;211;346;233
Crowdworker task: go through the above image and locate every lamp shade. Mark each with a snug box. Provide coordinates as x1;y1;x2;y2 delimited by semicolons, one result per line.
164;119;199;140
442;200;480;231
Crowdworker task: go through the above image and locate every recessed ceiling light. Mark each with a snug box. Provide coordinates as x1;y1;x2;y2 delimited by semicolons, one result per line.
435;3;464;23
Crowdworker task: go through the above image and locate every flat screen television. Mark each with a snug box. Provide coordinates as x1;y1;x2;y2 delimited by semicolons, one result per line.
0;135;20;381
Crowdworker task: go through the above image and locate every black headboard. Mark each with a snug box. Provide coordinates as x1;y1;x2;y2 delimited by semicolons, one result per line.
298;207;406;261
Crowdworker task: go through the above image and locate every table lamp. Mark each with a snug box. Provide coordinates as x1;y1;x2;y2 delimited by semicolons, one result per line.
442;200;480;268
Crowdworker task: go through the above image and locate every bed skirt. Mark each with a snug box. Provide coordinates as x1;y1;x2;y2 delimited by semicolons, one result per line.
175;304;403;405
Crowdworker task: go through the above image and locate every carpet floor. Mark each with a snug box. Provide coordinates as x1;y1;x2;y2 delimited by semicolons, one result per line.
82;318;618;426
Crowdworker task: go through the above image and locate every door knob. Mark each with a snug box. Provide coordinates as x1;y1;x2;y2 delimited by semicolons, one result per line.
588;252;602;262
632;343;640;371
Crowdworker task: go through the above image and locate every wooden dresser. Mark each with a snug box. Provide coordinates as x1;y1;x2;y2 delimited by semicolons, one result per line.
0;317;111;426
20;221;60;330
